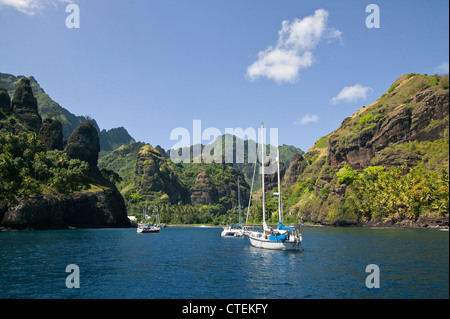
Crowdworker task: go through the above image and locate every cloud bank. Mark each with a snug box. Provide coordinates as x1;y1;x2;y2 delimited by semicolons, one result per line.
295;114;319;125
331;84;372;104
434;62;449;75
246;9;342;84
0;0;72;15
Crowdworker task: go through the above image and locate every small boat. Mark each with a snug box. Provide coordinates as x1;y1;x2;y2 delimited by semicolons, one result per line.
246;123;302;251
137;223;160;233
221;221;244;237
137;200;160;234
221;178;244;237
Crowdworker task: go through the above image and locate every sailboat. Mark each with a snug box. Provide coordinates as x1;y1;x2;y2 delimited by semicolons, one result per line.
137;200;160;233
221;177;244;237
246;122;302;251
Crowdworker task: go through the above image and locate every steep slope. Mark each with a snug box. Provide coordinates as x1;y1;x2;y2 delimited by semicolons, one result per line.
283;74;449;228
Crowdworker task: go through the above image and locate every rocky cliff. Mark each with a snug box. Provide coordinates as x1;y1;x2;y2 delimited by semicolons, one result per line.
283;74;449;228
1;186;129;230
133;144;191;204
327;74;449;169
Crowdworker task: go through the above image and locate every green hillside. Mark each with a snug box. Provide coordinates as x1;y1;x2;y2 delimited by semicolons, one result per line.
282;74;449;227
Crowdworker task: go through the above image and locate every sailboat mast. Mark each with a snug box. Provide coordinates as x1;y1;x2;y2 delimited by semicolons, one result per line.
237;177;242;223
246;162;256;226
260;122;266;229
144;200;148;223
277;147;282;223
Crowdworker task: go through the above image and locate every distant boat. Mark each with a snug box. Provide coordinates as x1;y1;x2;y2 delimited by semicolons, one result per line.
221;177;244;237
440;228;449;232
246;123;302;251
137;200;160;233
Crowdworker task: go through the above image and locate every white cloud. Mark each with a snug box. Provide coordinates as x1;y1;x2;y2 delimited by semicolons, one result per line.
246;9;342;84
0;0;72;15
331;84;372;104
434;62;449;75
295;114;319;125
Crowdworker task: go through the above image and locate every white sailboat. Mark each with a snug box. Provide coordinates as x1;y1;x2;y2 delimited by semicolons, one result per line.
246;122;303;251
137;200;160;233
221;177;244;237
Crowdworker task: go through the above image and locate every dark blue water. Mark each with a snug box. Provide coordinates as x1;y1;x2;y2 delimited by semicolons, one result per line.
0;226;448;299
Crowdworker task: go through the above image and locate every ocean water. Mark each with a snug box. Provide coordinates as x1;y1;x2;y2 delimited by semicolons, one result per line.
0;226;448;299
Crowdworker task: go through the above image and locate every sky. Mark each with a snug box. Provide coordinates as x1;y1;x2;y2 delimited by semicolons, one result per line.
0;0;448;152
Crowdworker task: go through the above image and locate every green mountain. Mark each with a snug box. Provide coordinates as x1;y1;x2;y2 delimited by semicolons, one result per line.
98;134;302;223
171;133;303;189
0;72;135;150
282;73;449;227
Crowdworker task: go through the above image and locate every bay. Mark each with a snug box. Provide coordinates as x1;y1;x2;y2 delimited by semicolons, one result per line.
0;226;448;299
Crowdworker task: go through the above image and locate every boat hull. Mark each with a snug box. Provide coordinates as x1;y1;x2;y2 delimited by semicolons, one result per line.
221;228;244;237
137;224;160;233
247;234;300;251
137;228;160;233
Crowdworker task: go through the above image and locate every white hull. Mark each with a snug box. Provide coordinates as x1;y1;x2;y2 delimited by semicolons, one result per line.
221;228;244;237
247;232;301;251
137;224;160;233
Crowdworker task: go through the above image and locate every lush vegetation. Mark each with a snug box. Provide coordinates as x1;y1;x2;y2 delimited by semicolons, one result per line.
349;165;448;221
0;129;89;204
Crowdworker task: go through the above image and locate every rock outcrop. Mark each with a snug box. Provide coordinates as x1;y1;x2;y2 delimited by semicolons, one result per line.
0;88;11;115
1;187;130;230
327;75;449;169
189;164;250;210
283;153;307;187
190;169;215;205
11;78;42;133
134;144;191;204
39;118;64;151
65;120;100;168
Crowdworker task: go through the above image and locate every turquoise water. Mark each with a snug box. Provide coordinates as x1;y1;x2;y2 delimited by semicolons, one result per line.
0;226;448;299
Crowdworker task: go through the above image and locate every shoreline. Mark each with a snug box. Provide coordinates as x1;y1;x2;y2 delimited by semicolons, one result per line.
2;217;448;231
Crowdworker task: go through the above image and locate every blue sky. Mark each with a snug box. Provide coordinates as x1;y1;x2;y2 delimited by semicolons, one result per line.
0;0;448;152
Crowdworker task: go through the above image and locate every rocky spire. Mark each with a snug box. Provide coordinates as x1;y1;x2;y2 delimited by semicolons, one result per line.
11;78;42;133
64;120;100;168
39;118;64;151
0;88;11;115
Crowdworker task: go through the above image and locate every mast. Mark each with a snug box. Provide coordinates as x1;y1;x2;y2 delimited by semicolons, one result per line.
246;162;257;226
144;200;148;223
277;147;282;224
260;122;267;229
237;177;242;224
